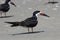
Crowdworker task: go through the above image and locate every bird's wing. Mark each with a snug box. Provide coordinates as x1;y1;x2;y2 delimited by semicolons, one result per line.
5;22;20;24
23;17;38;26
0;4;4;10
0;4;9;10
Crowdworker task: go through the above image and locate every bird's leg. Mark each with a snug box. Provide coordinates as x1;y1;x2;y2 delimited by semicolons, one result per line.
4;12;6;17
31;27;33;32
28;27;29;32
0;11;2;17
0;13;2;17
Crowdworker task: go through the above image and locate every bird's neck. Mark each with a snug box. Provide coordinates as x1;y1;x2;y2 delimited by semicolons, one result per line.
33;13;40;18
5;0;10;4
32;15;37;20
32;14;39;20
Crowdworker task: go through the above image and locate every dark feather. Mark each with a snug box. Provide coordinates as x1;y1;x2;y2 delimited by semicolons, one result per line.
0;4;10;12
5;16;38;27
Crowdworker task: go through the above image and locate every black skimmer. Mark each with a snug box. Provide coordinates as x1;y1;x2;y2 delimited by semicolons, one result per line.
47;0;58;4
5;10;50;32
0;0;16;17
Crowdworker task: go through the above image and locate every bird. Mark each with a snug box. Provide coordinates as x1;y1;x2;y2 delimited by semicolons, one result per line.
47;0;58;4
0;0;16;17
48;1;58;4
5;10;50;32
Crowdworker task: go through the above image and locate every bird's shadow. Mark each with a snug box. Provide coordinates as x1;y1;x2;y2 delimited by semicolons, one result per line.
11;31;44;36
0;15;13;18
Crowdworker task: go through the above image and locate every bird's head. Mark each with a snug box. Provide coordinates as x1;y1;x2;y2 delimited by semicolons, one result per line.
5;0;16;7
33;10;50;17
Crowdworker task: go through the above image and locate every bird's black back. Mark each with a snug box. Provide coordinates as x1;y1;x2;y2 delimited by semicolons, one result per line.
5;16;38;27
0;4;10;12
20;16;38;27
0;0;10;12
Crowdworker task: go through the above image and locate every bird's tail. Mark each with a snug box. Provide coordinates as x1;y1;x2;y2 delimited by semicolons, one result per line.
5;22;21;27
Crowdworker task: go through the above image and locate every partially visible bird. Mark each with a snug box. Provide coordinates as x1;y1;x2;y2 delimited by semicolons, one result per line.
47;0;58;4
48;1;58;4
5;10;50;32
44;0;58;5
0;0;16;17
